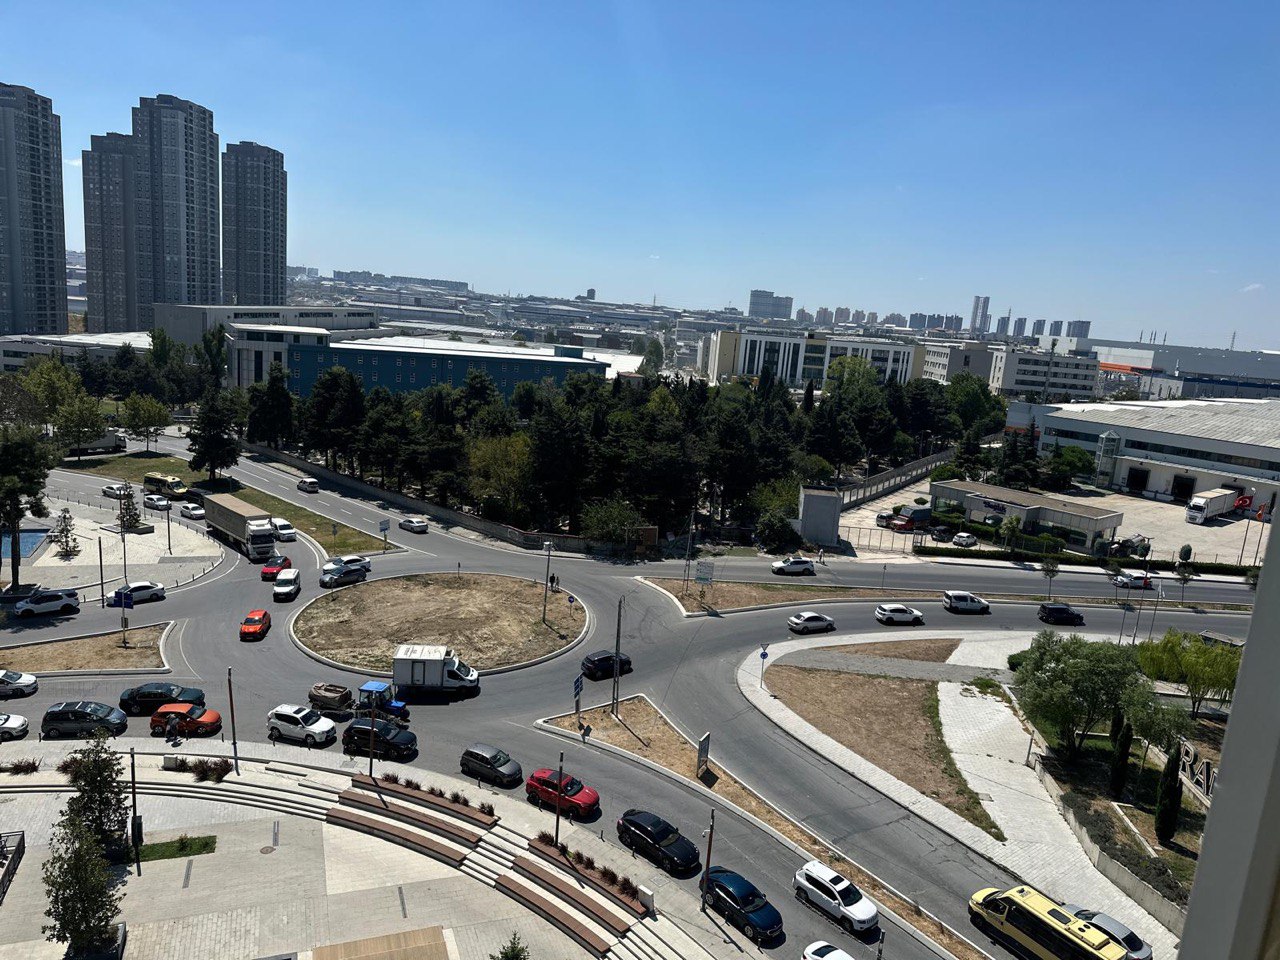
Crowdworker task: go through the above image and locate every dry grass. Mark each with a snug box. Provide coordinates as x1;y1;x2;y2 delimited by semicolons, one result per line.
1188;716;1226;766
825;637;961;663
294;574;580;671
548;696;988;960
767;666;1005;840
0;625;165;671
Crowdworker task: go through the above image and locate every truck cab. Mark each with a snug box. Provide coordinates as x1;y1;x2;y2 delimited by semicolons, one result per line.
393;644;480;697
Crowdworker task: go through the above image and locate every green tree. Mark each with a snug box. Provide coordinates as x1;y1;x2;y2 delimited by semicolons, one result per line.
116;484;142;531
61;731;130;848
1040;557;1060;598
187;391;241;482
1178;543;1193;564
755;509;801;553
0;425;57;590
42;810;123;956
489;932;531;960
580;497;645;544
638;338;664;375
20;354;81;424
999;514;1022;547
52;507;80;558
1128;689;1191;799
1174;563;1196;601
200;323;227;385
468;433;532;525
1137;629;1242;718
1109;721;1134;799
1154;748;1183;846
52;390;105;462
301;368;365;470
121;392;172;451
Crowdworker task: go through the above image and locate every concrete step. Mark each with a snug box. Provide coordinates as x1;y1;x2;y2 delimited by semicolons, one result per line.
469;846;513;877
133;784;330;822
606;941;646;960
329;803;472;860
492;821;531;846
481;830;528;860
497;869;620;956
620;930;666;960
630;918;719;960
459;860;498;887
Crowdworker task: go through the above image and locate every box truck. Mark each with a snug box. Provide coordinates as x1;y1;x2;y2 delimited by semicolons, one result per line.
392;644;479;696
63;430;126;457
1185;488;1238;524
204;493;276;559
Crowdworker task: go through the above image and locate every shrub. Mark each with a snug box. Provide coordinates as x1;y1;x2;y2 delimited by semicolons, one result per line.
426;785;444;797
599;866;618;886
209;759;232;783
479;802;495;816
581;854;595;871
176;833;193;853
618;876;639;899
401;778;420;791
380;772;401;784
55;757;82;777
170;757;191;772
4;758;39;775
536;830;555;846
190;759;214;782
557;842;568;856
449;790;470;807
914;496;928;505
572;849;586;865
1007;650;1030;672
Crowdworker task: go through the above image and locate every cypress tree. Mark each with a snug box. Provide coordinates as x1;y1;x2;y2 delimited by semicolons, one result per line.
1154;748;1183;846
1109;722;1134;799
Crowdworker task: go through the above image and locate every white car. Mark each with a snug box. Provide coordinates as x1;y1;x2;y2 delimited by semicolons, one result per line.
272;568;302;601
0;713;29;741
108;581;166;606
267;704;337;746
788;611;835;634
101;483;131;499
771;556;816;576
13;590;80;618
323;554;371;574
270;518;297;541
143;494;170;511
951;532;978;548
398;517;429;534
1113;571;1153;589
297;477;320;493
179;502;205;520
794;860;879;933
803;943;855;960
875;603;924;625
942;590;990;614
0;671;37;698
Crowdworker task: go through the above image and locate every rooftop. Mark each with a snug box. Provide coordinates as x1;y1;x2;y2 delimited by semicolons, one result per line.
1047;398;1280;450
329;335;605;366
931;480;1125;520
1;331;153;350
229;323;332;336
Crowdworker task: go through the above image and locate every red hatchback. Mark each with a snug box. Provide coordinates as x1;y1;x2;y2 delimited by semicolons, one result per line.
526;768;600;817
150;703;222;737
260;555;292;580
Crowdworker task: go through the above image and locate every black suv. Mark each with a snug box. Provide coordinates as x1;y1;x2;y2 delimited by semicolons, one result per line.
342;719;417;760
581;650;632;681
1038;602;1085;625
119;682;205;716
42;701;128;739
460;742;523;786
929;526;953;543
617;809;700;873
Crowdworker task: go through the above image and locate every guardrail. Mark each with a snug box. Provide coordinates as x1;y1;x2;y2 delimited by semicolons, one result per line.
0;831;24;903
833;432;1004;511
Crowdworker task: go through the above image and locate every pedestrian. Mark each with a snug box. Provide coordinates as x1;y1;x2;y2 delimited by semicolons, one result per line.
818;547;825;564
165;715;180;745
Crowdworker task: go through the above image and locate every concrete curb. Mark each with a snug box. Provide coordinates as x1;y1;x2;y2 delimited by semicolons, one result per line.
535;695;985;960
924;555;1249;584
26;620;175;678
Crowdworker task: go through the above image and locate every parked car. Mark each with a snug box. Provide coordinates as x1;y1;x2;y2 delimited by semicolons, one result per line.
942;590;990;614
460;742;523;786
889;515;915;531
525;768;600;817
982;514;1003;526
929;526;954;543
788;611;836;634
0;713;29;741
793;859;879;932
1038;602;1085;625
323;554;371;574
270;518;297;541
320;566;366;588
581;650;632;680
272;568;302;601
803;944;855;960
142;494;171;511
699;866;784;943
875;604;924;625
342;718;417;760
398;517;429;534
13;590;80;618
951;532;978;548
101;483;130;499
1063;905;1153;960
260;555;292;580
875;511;894;528
41;701;127;739
267;704;337;745
771;555;816;576
119;682;204;715
239;610;272;641
616;809;700;873
150;703;222;737
1113;571;1153;590
179;502;205;520
0;670;37;698
297;477;320;493
107;581;166;605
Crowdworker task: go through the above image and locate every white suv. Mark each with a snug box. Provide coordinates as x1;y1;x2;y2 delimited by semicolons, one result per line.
942;590;990;614
793;859;879;933
771;556;816;576
267;704;337;746
271;518;297;541
14;590;80;618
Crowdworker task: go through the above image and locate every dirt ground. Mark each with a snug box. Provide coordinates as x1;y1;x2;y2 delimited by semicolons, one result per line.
294;574;580;671
1187;715;1227;766
824;638;961;663
766;666;1004;839
0;625;165;671
548;696;986;960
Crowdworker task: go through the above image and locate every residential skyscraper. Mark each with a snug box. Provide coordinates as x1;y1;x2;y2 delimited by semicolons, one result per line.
996;314;1010;336
1049;319;1064;337
83;133;137;333
748;289;793;320
794;307;814;326
815;306;834;326
1032;318;1047;337
0;83;67;335
833;306;850;324
1012;317;1027;337
970;295;990;333
1066;320;1092;338
222;141;287;305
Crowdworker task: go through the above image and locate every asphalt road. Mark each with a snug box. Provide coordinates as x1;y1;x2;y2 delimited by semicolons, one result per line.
5;444;1255;959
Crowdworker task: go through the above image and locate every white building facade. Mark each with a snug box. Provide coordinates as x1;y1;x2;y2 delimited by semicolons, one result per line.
708;329;920;385
989;346;1099;400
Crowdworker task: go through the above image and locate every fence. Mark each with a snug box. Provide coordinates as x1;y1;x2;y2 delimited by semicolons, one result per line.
0;831;24;904
840;526;914;554
834;432;1004;511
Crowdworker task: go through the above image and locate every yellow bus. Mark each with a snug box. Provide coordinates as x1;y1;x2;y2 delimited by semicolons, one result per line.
143;473;189;499
969;885;1128;960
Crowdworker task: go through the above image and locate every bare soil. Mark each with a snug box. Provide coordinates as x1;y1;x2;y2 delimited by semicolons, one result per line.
824;637;961;663
1188;716;1226;766
294;574;580;671
0;625;165;671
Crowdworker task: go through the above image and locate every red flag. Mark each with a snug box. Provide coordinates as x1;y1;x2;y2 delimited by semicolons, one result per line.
1234;495;1253;510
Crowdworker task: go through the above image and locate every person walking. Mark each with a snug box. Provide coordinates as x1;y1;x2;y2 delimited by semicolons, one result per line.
165;714;180;745
818;547;825;564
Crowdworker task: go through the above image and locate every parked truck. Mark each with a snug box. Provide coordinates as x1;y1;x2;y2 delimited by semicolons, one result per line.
63;430;126;457
1185;488;1239;524
392;644;479;697
204;493;276;559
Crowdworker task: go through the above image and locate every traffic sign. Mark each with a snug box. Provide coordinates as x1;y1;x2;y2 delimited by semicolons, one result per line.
121;592;134;610
696;732;711;778
760;650;769;661
695;560;714;585
331;522;338;537
573;674;584;698
567;595;576;606
378;519;391;533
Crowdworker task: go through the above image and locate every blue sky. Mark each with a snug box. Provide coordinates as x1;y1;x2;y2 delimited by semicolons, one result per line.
5;1;1276;345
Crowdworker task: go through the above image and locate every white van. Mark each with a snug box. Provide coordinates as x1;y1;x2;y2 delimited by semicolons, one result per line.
296;477;320;493
271;518;297;541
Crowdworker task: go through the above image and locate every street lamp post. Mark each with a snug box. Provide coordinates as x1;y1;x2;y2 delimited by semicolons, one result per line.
542;541;553;624
700;809;716;907
553;750;565;848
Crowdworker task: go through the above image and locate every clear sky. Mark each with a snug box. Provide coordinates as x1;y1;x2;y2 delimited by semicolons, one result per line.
5;1;1276;346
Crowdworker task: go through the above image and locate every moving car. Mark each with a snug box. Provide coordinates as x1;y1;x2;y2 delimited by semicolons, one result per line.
239;610;272;641
875;511;894;528
0;671;37;698
1113;571;1153;590
101;483;131;499
107;581;166;605
143;494;170;511
297;477;320;493
943;590;990;614
320;566;366;588
270;518;296;541
1062;905;1153;960
179;502;205;520
119;682;205;715
875;603;924;625
699;866;784;943
272;568;302;601
788;611;836;634
267;704;337;745
793;859;879;932
772;555;816;576
14;590;80;618
580;650;632;680
803;944;855;960
1038;602;1085;625
398;517;429;533
951;532;978;548
0;713;29;741
616;809;700;873
342;718;418;760
41;701;128;739
323;555;372;574
260;555;292;580
460;742;523;786
150;703;222;737
525;768;600;817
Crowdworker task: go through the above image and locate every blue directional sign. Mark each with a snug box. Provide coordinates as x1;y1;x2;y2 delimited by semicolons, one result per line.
573;674;584;698
122;592;134;610
378;519;391;533
567;595;576;606
759;650;768;661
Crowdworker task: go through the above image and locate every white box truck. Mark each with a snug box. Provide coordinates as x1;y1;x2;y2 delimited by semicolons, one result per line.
392;644;479;696
1185;488;1238;524
204;493;276;559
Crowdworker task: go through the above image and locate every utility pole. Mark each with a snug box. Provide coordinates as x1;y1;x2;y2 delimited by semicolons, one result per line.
130;748;141;876
98;538;105;608
700;809;715;905
542;541;553;624
166;510;172;555
553;751;565;848
611;596;624;718
368;709;376;779
1148;588;1164;642
226;668;239;776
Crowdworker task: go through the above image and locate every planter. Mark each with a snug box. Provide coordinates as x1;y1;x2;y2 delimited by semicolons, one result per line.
349;774;498;827
79;921;127;959
526;838;647;917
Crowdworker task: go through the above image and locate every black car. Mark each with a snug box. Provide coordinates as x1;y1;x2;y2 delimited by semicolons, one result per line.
460;742;523;786
119;682;205;716
581;650;632;681
1038;602;1085;625
699;866;784;943
41;701;128;739
617;809;700;873
320;567;367;589
929;526;953;543
342;718;417;760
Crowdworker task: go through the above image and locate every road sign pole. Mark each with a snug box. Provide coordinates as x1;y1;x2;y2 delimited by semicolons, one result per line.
612;596;623;718
542;542;553;625
226;668;239;776
700;809;715;907
553;750;565;848
759;644;769;689
98;538;105;608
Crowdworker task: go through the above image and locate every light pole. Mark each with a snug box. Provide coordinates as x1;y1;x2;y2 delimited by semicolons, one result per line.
226;668;239;776
700;809;716;906
553;750;565;848
541;541;553;624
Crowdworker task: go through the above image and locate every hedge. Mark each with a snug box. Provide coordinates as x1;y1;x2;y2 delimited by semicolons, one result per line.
913;544;1252;577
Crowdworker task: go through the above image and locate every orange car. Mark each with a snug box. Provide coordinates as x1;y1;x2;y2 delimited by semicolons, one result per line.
239;609;272;641
150;703;222;736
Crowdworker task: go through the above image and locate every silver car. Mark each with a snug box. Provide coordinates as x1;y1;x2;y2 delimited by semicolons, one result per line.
787;611;835;634
1063;906;1152;960
398;517;429;534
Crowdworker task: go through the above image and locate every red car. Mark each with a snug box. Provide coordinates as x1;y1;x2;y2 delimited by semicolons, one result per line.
150;703;222;737
240;610;272;641
260;555;292;580
525;768;600;817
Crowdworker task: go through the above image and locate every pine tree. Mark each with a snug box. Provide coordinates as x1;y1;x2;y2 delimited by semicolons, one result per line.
1109;721;1134;799
42;810;123;955
1154;747;1183;846
116;483;141;531
52;507;80;558
61;731;130;850
489;932;531;960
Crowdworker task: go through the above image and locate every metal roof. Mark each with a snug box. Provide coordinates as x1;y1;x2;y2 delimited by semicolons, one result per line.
932;480;1124;520
330;335;605;366
1047;398;1280;450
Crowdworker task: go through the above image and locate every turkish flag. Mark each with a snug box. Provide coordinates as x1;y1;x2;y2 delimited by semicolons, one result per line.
1235;495;1253;510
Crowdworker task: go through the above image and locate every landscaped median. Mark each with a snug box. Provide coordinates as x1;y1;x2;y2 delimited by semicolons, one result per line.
0;623;167;672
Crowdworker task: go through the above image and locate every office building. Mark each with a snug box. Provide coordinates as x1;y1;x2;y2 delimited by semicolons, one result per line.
833;306;850;324
707;329;920;386
931;480;1122;549
988;346;1099;401
1065;320;1092;338
920;341;996;385
748;289;793;320
1048;319;1064;337
815;307;833;326
82;133;137;333
1012;317;1027;337
222;141;287;306
970;295;990;333
0;83;67;336
1032;318;1046;337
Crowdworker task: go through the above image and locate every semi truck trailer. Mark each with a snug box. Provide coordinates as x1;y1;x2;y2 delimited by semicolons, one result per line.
1185;488;1239;524
204;493;276;559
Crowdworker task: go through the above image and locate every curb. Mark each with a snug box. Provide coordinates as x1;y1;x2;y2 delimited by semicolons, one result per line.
26;620;175;678
923;556;1250;584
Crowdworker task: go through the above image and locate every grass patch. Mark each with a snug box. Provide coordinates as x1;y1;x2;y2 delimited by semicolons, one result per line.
968;676;1012;704
231;487;383;555
295;573;579;671
0;625;165;672
137;833;216;862
827;637;961;663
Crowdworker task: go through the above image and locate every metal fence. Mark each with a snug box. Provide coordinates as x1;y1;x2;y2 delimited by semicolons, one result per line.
0;831;24;904
833;432;1004;512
